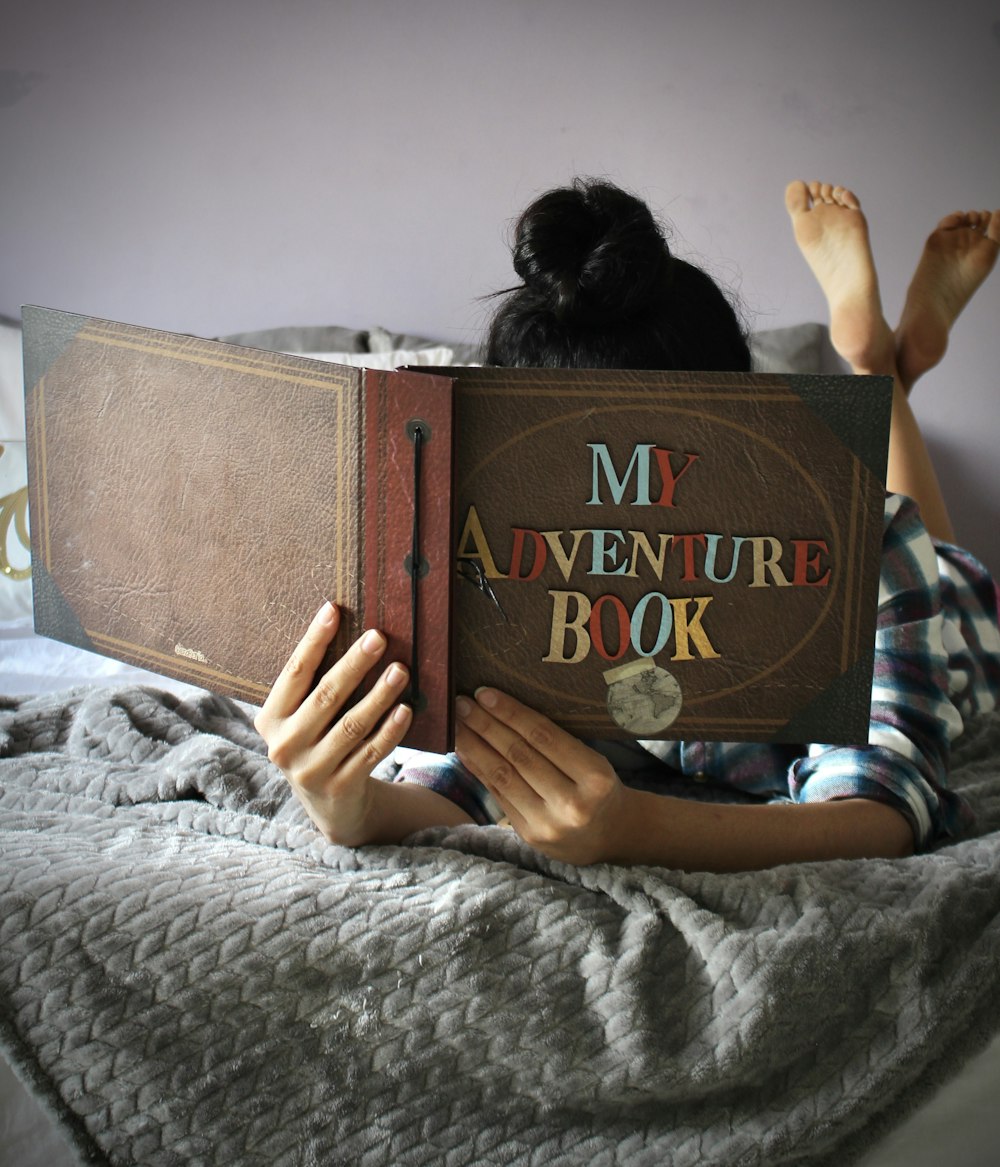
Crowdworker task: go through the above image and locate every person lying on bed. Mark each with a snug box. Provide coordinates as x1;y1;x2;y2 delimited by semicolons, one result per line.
254;178;1000;871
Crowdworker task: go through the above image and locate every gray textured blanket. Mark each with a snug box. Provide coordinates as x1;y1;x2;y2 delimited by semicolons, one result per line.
3;686;1000;1167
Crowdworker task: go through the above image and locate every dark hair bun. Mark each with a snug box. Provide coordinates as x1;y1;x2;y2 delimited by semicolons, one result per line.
511;178;670;323
486;176;751;372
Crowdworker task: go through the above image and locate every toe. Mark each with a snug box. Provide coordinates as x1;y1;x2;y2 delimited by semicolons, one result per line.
785;180;811;215
831;185;860;210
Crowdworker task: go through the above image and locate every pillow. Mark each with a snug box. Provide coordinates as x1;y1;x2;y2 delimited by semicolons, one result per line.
289;346;455;370
218;324;368;354
0;320;31;619
750;323;847;375
368;325;483;366
0;440;31;618
367;322;843;375
0;316;25;441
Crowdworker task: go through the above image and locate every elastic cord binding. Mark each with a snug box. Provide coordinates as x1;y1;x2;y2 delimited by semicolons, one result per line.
406;420;427;711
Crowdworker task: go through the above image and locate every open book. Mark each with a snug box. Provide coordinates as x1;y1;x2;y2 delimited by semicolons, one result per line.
23;307;892;752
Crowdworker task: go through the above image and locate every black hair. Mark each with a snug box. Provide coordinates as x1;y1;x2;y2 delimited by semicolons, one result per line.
485;178;751;372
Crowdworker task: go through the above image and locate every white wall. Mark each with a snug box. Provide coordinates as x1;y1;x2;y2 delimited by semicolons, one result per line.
3;0;999;572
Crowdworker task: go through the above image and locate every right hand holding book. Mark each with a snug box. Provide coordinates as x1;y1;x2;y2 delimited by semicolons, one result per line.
254;602;413;846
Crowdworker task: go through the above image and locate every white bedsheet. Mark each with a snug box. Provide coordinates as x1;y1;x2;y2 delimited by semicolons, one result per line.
1;615;211;699
0;1055;76;1167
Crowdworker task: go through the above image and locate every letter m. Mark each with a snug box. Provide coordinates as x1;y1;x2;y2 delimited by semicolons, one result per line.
587;443;655;506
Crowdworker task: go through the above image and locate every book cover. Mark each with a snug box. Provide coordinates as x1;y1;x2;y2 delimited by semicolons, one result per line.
23;306;455;749
24;308;892;751
445;366;891;745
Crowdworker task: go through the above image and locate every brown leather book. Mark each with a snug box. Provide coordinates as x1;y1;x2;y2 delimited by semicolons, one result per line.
24;307;892;751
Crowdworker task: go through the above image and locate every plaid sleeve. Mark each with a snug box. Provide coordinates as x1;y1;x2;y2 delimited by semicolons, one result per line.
787;494;978;849
934;540;1000;717
373;749;503;825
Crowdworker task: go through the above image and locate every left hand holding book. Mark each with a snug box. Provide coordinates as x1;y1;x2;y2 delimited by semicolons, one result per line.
454;687;630;866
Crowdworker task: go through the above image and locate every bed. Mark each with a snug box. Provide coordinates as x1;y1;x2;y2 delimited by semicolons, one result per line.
3;315;1000;1167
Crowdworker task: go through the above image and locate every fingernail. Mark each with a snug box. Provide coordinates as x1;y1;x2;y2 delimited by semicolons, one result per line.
474;687;498;709
361;629;385;654
317;601;336;624
392;704;412;725
385;663;407;687
455;695;474;719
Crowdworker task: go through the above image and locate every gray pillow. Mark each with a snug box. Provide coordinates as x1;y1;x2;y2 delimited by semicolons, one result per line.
368;325;483;366
218;324;368;354
750;323;847;375
368;321;843;375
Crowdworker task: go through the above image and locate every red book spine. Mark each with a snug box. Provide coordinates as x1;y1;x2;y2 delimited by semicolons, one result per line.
363;369;454;751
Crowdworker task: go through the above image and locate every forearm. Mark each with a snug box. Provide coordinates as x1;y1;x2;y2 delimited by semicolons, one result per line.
606;788;915;871
359;778;475;845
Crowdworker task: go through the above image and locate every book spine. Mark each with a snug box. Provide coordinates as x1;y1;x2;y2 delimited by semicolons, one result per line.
363;369;454;752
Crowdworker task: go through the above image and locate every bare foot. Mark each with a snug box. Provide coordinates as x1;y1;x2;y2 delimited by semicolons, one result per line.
895;209;1000;391
785;180;896;376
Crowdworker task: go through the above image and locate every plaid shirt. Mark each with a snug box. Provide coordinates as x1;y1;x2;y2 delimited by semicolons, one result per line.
381;494;1000;851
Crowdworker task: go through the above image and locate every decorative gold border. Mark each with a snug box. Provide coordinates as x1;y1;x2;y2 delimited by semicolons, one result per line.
76;321;354;389
85;630;270;698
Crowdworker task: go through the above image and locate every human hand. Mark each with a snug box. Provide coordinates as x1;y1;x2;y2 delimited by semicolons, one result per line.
254;602;412;845
454;688;630;865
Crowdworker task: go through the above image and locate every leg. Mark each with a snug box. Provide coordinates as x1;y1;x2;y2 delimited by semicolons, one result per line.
884;383;955;543
785;181;955;542
895;209;1000;391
